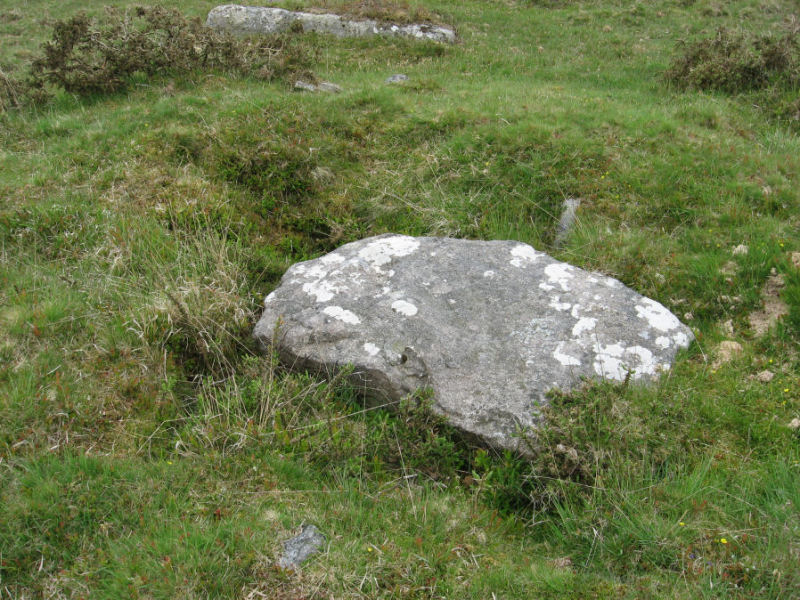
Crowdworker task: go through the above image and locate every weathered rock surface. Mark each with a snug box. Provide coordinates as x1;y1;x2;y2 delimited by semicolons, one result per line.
206;5;456;43
254;234;693;455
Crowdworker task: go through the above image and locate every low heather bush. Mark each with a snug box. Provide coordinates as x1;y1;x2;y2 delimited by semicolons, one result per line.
0;6;316;109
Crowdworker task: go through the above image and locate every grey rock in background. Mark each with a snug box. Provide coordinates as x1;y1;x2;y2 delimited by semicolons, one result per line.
385;74;409;84
277;524;325;570
294;80;342;93
206;5;456;43
254;234;693;455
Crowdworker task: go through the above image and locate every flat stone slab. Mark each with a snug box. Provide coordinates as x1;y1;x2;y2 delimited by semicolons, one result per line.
206;5;456;43
254;235;693;455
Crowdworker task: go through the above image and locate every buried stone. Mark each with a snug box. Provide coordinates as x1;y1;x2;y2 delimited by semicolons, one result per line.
254;235;693;455
277;524;325;570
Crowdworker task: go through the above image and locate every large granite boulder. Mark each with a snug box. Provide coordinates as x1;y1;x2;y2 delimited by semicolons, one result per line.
206;5;456;43
254;235;693;455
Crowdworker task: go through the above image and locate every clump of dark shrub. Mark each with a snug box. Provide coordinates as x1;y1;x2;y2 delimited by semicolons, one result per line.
0;68;25;111
666;27;800;93
0;6;316;109
215;140;318;203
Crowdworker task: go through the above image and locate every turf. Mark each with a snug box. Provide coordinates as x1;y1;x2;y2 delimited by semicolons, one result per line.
1;0;799;597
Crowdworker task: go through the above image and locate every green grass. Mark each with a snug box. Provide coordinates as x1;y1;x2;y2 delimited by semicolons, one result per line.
1;0;800;597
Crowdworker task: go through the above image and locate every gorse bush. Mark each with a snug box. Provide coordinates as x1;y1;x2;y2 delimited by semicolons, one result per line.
0;6;316;109
0;67;26;110
666;27;800;93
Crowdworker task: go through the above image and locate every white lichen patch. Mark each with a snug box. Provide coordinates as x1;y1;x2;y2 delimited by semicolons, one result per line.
363;342;380;356
625;345;657;375
539;282;555;291
358;235;420;270
509;245;541;267
549;297;572;312
572;317;597;337
264;291;277;304
290;263;308;276
593;343;627;380
593;343;659;381
323;305;361;324
554;342;581;366
287;258;350;303
655;336;671;349
392;300;418;316
635;298;681;332
302;280;338;303
320;253;345;265
304;263;328;280
672;331;690;347
483;270;496;278
544;263;574;291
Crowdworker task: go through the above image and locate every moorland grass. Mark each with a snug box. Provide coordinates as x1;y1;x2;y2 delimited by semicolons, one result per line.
1;0;799;597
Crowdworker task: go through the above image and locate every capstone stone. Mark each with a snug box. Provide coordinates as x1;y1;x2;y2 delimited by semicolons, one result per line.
254;234;694;455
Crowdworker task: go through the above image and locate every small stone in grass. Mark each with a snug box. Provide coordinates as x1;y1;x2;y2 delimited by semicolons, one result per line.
549;556;573;569
732;244;749;256
788;418;800;431
277;525;325;570
385;74;409;84
791;252;800;269
752;370;775;383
